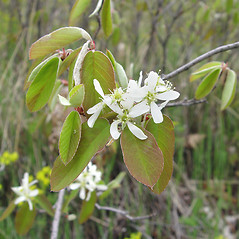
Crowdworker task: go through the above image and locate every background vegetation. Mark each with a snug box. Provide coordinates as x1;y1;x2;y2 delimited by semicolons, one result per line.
0;0;238;238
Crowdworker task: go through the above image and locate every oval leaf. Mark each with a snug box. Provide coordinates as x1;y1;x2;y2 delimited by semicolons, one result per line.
190;61;221;82
28;54;58;83
120;126;164;188
29;27;92;59
146;115;175;194
26;56;60;112
78;191;97;224
80;51;116;111
101;0;113;37
15;203;36;236
69;84;85;107
69;0;91;26
195;68;221;99
59;111;81;165
115;62;128;89
51;118;110;191
0;201;16;221
221;69;237;110
58;94;71;106
89;0;104;17
35;194;54;217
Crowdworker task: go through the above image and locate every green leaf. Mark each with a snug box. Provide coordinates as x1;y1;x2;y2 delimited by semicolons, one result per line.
58;94;71;106
78;191;97;224
101;0;113;37
35;194;54;217
68;58;76;92
48;80;63;111
190;61;221;82
89;0;103;17
29;27;92;59
0;201;16;221
221;69;237;110
106;50;128;88
69;84;85;107
15;203;36;236
226;0;233;13
99;172;126;200
106;49;116;67
69;0;91;26
26;56;60;112
51;119;110;191
59;111;81;165
62;190;79;213
115;62;128;89
146;115;175;194
27;54;58;83
58;47;82;77
120;127;164;188
80;51;115;111
195;68;221;99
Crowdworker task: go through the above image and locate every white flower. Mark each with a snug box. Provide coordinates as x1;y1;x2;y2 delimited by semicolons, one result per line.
141;71;180;123
110;101;149;140
87;79;125;128
69;162;107;201
11;173;39;211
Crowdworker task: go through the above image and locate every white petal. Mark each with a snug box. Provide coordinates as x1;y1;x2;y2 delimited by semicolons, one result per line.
156;85;167;92
14;196;26;205
110;120;121;140
109;102;123;115
87;109;102;128
156;90;180;101
27;199;33;211
29;189;39;197
93;79;105;97
69;183;81;190
120;96;134;110
96;184;108;191
29;180;38;187
150;102;163;123
85;191;92;201
158;100;169;110
138;71;143;86
79;188;86;200
145;71;158;89
127;122;147;140
127;80;138;90
128;101;150;118
87;102;103;114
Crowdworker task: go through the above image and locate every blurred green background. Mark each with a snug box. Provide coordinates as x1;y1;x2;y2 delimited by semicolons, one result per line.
0;0;238;238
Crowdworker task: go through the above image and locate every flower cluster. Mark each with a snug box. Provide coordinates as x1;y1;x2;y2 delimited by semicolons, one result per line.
0;151;18;166
69;162;107;201
36;166;51;188
11;173;39;211
87;71;180;140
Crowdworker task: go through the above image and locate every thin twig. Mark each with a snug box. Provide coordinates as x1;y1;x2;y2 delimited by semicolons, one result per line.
95;203;156;221
93;0;104;40
162;41;239;80
166;98;207;107
51;189;65;239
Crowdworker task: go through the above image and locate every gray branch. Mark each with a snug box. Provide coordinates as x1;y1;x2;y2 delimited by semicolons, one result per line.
166;98;207;107
162;41;239;80
95;203;156;221
51;189;65;239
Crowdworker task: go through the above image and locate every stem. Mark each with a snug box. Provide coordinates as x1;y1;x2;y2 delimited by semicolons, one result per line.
51;189;65;239
162;41;239;80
